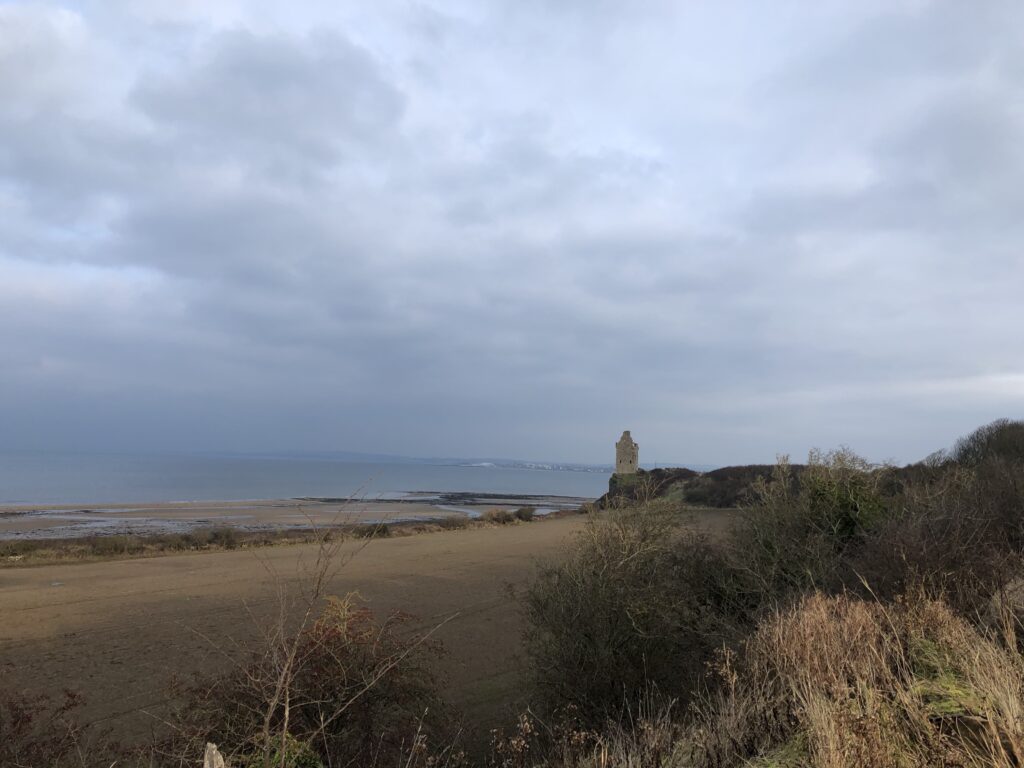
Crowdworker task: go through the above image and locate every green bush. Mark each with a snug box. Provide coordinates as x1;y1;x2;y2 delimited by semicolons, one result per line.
521;504;737;725
730;449;891;599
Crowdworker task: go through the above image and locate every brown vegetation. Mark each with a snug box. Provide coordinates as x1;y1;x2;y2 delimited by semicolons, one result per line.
6;418;1024;766
521;502;733;723
154;595;457;767
0;689;120;768
482;509;517;525
0;512;539;567
515;419;1024;765
687;591;1024;767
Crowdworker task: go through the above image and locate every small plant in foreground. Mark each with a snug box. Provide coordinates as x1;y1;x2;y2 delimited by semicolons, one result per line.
687;591;1024;767
0;689;118;768
156;594;456;767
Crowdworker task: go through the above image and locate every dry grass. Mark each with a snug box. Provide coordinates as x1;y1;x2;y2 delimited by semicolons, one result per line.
488;699;686;768
519;590;1024;768
687;591;1024;768
152;594;462;767
0;514;514;567
0;689;121;768
140;515;467;768
482;509;516;525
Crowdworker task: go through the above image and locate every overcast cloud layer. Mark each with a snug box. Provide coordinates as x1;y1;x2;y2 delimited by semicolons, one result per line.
2;0;1023;465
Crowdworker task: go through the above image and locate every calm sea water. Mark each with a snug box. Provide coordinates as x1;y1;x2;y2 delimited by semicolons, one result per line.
0;452;610;505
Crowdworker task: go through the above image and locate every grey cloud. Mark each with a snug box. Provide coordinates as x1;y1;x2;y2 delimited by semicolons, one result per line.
132;30;404;174
787;1;1020;91
1;1;1023;465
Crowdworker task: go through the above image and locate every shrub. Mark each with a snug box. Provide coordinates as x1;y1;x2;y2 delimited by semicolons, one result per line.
85;534;145;557
514;507;535;522
482;509;515;525
0;690;117;768
729;448;891;600
157;594;455;767
521;504;738;725
683;465;790;508
523;437;1024;732
437;515;471;530
602;468;698;508
0;539;39;559
351;523;391;538
725;445;1024;623
853;456;1024;617
153;533;192;551
207;526;240;550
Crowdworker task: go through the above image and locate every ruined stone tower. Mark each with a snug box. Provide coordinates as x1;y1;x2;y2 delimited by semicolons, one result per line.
615;430;639;474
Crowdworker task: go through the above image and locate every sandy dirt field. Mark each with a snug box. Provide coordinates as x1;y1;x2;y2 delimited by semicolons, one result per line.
0;509;738;744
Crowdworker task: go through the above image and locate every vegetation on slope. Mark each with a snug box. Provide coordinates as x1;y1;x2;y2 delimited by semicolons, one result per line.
5;418;1024;767
516;418;1024;766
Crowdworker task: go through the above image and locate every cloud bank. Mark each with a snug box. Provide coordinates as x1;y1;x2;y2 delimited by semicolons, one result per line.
2;1;1023;464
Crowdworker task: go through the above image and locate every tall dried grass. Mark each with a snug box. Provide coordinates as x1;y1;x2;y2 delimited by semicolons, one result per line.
688;591;1024;767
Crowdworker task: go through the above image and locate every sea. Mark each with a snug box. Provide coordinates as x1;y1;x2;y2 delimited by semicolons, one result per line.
0;451;611;506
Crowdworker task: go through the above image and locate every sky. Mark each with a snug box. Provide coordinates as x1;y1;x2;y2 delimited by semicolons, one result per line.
1;0;1023;466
